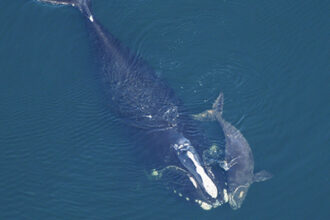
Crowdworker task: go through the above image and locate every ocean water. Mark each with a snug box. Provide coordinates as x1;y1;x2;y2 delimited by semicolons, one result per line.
0;0;329;219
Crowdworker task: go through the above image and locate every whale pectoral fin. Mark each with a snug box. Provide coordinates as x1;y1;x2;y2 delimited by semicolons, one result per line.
253;170;273;182
212;92;224;116
192;110;216;121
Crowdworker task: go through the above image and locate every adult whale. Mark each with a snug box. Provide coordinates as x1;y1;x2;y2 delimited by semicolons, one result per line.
37;0;227;210
194;92;272;209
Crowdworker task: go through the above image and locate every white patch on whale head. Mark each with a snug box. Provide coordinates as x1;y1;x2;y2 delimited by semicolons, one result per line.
239;191;244;198
189;176;198;188
223;189;229;203
200;201;212;210
195;199;212;210
89;15;94;22
186;151;218;198
151;169;158;176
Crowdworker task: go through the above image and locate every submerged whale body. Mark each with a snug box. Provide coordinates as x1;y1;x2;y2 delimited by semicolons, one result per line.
37;0;227;210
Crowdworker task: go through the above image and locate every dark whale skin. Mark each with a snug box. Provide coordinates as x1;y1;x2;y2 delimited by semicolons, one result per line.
37;0;227;209
83;5;226;207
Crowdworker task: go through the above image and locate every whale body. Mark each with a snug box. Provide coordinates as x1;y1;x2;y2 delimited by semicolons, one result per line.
194;92;272;209
37;0;227;210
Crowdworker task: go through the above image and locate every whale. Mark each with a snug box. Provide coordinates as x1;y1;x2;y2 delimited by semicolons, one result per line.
194;92;272;209
37;0;228;210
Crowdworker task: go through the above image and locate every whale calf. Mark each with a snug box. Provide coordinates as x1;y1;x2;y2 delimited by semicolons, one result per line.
194;92;272;209
37;0;227;210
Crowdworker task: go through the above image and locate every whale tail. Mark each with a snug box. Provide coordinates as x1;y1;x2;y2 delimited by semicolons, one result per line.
211;92;224;118
192;92;224;121
37;0;94;22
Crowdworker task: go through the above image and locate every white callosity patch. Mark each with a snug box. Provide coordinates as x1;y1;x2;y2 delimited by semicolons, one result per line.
151;169;158;176
223;189;229;203
219;160;230;171
200;202;213;210
89;15;94;22
195;199;213;210
239;191;244;198
212;199;223;208
186;151;218;198
189;176;198;188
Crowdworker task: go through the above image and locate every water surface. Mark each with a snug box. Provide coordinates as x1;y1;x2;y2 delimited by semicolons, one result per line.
0;0;329;219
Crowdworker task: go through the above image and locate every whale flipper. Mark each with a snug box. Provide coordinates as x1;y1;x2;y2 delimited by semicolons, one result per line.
253;170;273;183
212;92;224;117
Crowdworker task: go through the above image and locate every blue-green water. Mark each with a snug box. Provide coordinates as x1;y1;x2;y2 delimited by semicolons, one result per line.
0;0;329;219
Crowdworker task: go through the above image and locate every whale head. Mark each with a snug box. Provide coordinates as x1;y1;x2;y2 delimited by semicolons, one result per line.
168;136;227;210
228;184;249;210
